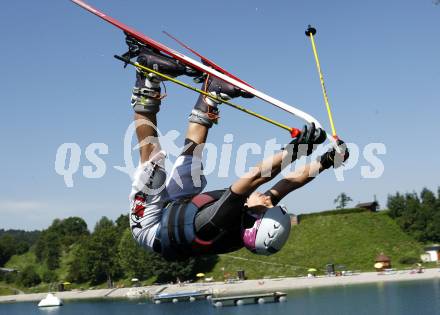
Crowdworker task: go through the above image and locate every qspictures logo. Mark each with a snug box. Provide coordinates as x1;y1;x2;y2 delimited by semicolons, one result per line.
54;121;386;188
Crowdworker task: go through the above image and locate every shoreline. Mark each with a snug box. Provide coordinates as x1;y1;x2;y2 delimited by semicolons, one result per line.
1;268;439;304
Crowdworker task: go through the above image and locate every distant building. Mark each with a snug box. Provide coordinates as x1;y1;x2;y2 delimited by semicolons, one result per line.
375;253;391;271
289;214;299;225
421;245;440;262
356;201;379;212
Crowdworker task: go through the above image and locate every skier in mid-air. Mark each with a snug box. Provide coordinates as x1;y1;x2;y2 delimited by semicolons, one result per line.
128;46;349;261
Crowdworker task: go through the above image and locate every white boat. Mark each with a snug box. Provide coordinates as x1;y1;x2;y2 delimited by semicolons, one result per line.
38;293;63;307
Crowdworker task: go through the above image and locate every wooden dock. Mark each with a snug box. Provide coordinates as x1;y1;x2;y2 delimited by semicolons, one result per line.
152;290;211;304
211;291;287;307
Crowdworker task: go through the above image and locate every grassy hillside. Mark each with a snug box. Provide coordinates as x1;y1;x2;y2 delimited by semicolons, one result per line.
207;211;424;280
3;245;86;293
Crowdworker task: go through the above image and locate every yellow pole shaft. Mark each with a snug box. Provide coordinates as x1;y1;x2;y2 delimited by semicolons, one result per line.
117;56;295;134
308;33;338;138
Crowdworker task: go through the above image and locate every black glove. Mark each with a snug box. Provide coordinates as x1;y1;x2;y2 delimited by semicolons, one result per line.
295;123;327;145
284;123;327;156
319;140;350;169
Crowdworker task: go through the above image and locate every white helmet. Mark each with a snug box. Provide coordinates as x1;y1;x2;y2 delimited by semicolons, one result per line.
242;205;292;255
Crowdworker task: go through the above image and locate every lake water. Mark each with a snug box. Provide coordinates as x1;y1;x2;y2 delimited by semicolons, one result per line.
1;279;439;315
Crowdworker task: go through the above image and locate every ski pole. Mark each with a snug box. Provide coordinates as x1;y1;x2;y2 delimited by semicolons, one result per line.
114;55;301;138
305;26;339;140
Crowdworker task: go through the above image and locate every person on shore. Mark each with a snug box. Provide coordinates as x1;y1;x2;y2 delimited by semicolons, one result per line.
128;46;349;261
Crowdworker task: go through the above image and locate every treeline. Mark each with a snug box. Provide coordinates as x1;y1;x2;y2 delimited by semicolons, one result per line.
1;216;217;288
387;187;440;243
0;229;40;266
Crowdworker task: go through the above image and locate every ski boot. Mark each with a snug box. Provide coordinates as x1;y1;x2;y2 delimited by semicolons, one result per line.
189;76;253;127
130;44;198;114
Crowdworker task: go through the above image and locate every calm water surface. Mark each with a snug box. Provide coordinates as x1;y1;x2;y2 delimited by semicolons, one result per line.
1;279;439;315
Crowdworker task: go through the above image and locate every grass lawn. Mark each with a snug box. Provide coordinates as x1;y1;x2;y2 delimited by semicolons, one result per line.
0;286;16;295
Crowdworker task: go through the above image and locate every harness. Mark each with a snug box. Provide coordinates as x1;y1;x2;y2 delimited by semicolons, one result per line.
158;193;216;261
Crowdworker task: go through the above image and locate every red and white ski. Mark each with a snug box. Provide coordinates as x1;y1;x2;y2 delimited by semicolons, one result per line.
162;31;253;88
70;0;329;139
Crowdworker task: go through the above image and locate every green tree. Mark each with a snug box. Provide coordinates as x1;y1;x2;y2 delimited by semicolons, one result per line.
85;217;122;285
42;270;58;283
115;214;129;235
118;230;218;284
421;188;436;209
387;188;440;242
57;217;89;246
34;234;46;263
334;193;353;209
67;238;91;283
67;218;123;285
387;192;406;219
118;230;155;280
426;211;440;242
19;266;41;287
0;235;15;266
35;230;62;269
153;256;197;283
44;231;62;270
4;272;17;284
34;217;89;270
15;241;30;255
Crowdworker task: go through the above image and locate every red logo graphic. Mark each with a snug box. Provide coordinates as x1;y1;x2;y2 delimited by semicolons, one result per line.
132;194;146;218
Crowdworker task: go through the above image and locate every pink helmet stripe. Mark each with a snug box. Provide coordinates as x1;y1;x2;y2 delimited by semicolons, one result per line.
241;217;263;251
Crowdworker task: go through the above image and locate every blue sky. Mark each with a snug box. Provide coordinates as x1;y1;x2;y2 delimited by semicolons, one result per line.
0;0;439;230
